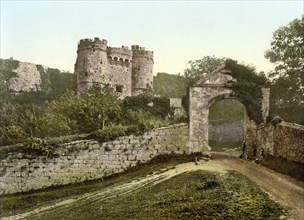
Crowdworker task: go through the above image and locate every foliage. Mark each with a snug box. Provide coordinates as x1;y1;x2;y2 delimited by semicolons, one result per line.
77;87;122;132
90;109;171;143
23;137;53;157
0;125;27;145
265;16;304;125
122;92;171;118
89;124;128;143
0;59;19;97
265;16;304;79
153;72;189;98
225;59;268;124
37;65;77;99
209;99;245;125
184;56;225;85
123;92;154;112
123;110;170;131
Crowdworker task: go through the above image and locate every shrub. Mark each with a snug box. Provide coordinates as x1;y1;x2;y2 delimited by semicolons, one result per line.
23;137;54;157
123;93;171;118
0;125;27;145
89;124;128;143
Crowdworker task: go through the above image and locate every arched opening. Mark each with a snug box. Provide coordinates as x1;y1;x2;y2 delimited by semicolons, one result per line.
119;58;124;62
208;99;245;155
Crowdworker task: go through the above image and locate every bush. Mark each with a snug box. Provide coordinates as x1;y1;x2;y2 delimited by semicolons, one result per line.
123;93;171;118
23;137;53;157
89;124;128;143
123;110;170;132
0;125;27;146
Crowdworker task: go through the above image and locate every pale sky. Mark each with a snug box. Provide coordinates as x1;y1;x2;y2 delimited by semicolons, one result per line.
0;1;303;75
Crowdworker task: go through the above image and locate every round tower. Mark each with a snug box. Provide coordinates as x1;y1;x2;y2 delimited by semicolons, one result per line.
74;37;108;94
131;45;154;95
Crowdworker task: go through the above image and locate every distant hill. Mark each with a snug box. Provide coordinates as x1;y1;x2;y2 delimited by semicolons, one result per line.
153;72;189;98
0;58;76;103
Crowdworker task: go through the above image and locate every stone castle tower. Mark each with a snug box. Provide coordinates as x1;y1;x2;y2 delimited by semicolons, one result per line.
74;37;154;98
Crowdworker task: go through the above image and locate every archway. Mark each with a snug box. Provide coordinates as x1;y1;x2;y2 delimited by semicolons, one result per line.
188;64;269;155
208;99;245;154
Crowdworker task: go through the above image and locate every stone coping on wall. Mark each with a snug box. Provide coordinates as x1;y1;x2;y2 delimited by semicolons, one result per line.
0;123;190;195
257;121;304;130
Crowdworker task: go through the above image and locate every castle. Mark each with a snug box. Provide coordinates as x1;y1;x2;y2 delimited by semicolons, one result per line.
74;37;154;98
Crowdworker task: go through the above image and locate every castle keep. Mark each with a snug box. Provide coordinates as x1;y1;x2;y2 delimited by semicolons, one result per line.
74;37;154;98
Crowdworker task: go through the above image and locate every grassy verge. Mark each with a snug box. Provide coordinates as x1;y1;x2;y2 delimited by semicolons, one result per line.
30;170;285;220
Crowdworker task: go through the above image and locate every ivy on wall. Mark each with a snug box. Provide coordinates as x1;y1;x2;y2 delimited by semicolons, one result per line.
224;59;268;124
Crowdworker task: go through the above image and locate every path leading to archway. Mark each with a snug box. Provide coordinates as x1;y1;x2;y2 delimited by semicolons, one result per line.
2;152;303;220
210;152;304;220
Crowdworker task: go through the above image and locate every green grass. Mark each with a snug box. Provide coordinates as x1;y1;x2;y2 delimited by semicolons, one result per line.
29;170;284;220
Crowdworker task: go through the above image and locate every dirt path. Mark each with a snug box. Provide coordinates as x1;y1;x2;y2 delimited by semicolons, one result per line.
210;152;304;220
2;153;303;220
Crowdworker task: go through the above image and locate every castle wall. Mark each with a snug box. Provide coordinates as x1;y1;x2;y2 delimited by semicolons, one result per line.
106;46;133;98
75;38;108;94
106;60;132;98
131;45;154;95
75;38;153;97
0;124;191;196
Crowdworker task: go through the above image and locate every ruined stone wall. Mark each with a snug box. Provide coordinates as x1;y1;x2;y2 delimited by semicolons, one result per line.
0;124;189;196
242;116;258;159
273;122;304;163
246;122;304;164
8;62;42;92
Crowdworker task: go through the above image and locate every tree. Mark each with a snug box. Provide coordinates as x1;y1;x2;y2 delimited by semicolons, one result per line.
265;16;304;124
184;56;225;84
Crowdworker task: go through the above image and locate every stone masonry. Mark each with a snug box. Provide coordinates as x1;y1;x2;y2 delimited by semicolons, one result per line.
0;124;191;196
256;122;304;163
8;62;42;92
74;37;154;98
189;64;270;154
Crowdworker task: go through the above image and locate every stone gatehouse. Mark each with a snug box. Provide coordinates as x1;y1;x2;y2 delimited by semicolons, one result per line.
188;64;270;154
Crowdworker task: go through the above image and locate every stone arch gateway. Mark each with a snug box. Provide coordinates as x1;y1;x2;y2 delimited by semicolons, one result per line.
188;64;270;155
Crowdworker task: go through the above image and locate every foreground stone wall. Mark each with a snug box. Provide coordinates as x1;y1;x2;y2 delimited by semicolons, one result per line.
0;124;189;196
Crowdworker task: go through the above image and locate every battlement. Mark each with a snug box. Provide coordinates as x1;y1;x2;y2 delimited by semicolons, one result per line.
78;37;108;51
107;46;132;58
131;45;154;60
75;37;153;97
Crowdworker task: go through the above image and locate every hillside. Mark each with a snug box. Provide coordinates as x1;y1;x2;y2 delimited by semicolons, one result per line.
153;72;189;98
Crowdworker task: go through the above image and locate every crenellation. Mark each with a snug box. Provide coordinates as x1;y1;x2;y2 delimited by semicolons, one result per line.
75;37;154;98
